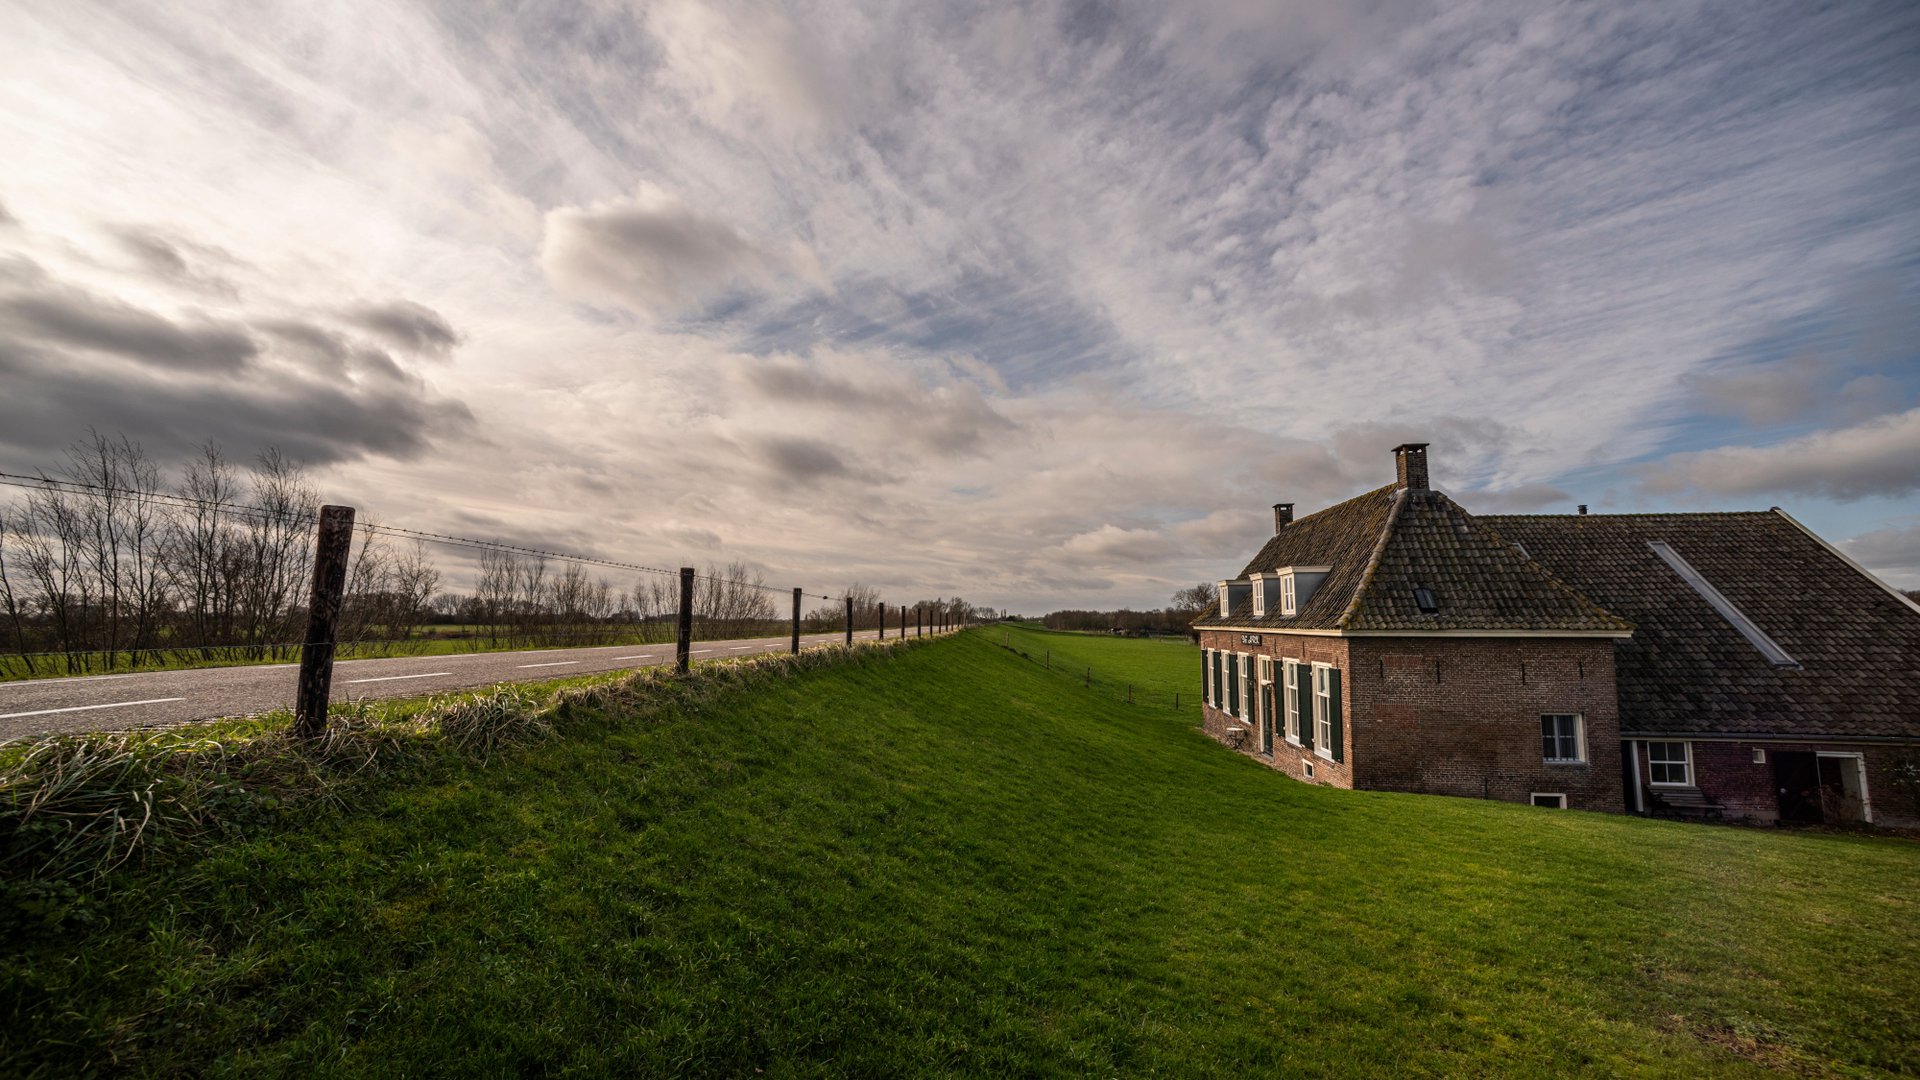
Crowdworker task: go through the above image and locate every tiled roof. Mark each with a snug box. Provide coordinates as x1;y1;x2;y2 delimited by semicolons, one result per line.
1194;485;1631;634
1345;490;1631;632
1481;511;1920;739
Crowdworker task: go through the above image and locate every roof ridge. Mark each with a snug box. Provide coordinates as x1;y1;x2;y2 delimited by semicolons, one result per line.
1336;486;1407;630
1480;510;1776;519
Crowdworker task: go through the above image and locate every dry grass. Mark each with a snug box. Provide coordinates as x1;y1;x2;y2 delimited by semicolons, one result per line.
0;638;922;888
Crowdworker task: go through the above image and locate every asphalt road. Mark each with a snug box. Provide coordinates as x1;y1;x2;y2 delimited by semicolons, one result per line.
0;628;937;742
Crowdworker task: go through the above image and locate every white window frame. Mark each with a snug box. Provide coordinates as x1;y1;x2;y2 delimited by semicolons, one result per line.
1541;713;1587;765
1647;741;1692;787
1237;653;1252;723
1280;573;1297;616
1251;574;1266;617
1218;583;1230;617
1283;659;1301;745
1256;657;1273;747
1312;662;1334;760
1530;793;1567;809
1816;751;1874;824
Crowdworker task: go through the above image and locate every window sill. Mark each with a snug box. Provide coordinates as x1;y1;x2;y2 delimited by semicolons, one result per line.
1544;761;1589;768
1314;747;1336;762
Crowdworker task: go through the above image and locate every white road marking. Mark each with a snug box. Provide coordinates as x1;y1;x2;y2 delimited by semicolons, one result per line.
691;649;714;654
612;655;659;662
346;672;454;684
517;661;580;668
730;646;756;651
0;697;185;720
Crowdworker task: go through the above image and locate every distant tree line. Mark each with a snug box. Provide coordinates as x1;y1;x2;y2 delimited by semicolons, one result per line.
1038;583;1216;635
0;432;996;676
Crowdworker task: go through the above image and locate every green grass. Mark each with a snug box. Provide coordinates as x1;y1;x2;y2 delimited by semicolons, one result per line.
0;624;805;682
4;630;1917;1076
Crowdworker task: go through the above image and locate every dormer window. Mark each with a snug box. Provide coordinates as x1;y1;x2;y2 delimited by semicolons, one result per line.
1218;582;1230;617
1269;566;1330;618
1251;573;1267;616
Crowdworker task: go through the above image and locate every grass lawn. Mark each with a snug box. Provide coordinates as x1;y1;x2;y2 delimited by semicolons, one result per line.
4;630;1917;1076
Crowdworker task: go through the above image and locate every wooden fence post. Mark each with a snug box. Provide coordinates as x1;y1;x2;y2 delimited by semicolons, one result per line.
844;596;853;646
917;605;923;637
293;504;355;738
676;566;694;673
878;601;886;640
791;587;801;654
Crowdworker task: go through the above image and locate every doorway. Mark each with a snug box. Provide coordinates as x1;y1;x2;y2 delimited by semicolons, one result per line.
1816;754;1869;824
1774;751;1822;824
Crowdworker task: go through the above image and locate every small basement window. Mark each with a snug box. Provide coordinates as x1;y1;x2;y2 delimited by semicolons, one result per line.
1531;793;1567;809
1752;747;1766;765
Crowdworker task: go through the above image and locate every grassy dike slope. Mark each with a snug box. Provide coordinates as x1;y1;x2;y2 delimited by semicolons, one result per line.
5;631;1918;1077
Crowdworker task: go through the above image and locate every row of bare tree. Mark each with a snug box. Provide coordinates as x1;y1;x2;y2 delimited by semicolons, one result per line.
0;435;443;674
0;433;994;676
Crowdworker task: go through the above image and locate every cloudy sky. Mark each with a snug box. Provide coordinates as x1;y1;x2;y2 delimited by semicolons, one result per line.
3;0;1918;609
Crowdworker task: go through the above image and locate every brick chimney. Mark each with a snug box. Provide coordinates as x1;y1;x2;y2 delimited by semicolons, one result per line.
1273;503;1294;532
1392;443;1430;491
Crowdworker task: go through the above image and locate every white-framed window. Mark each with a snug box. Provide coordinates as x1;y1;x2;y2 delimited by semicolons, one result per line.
1541;714;1586;764
1218;583;1230;617
1312;662;1334;758
1531;793;1567;809
1252;576;1266;617
1283;659;1300;744
1280;573;1297;616
1751;748;1766;764
1647;741;1692;786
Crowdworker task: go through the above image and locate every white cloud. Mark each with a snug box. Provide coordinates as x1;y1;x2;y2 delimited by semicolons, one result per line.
1638;409;1920;502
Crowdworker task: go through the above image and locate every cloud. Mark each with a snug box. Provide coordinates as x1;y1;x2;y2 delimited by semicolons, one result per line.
752;435;853;484
1058;524;1180;563
0;277;257;372
342;300;460;357
540;185;823;317
111;225;242;298
645;0;842;135
1463;482;1576;513
1844;522;1920;576
1638;409;1920;502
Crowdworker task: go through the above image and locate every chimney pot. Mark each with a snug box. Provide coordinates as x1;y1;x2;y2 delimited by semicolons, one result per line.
1273;503;1294;532
1392;443;1430;491
1577;504;1588;516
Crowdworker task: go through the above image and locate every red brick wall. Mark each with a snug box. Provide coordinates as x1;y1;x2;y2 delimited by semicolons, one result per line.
1346;637;1624;812
1628;739;1920;828
1197;631;1353;788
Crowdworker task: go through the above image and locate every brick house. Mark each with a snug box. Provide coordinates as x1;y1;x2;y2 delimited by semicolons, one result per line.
1192;443;1920;827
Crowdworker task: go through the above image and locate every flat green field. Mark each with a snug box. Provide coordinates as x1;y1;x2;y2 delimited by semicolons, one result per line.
4;629;1916;1076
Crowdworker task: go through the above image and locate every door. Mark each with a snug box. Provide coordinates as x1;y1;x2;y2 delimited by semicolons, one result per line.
1774;751;1822;824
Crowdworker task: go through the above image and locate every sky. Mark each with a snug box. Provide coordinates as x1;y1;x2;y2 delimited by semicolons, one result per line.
2;0;1917;611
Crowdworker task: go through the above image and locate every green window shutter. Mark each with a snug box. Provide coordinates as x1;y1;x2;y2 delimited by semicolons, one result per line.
1297;670;1314;750
1228;657;1239;716
1328;668;1344;763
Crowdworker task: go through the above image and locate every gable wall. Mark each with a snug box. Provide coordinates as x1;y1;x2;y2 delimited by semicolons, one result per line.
1345;637;1624;812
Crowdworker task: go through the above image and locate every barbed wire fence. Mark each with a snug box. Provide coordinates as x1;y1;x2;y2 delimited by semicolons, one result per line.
0;466;977;735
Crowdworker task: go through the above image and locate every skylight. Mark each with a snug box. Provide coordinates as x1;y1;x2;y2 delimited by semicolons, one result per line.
1646;541;1799;668
1413;587;1439;614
